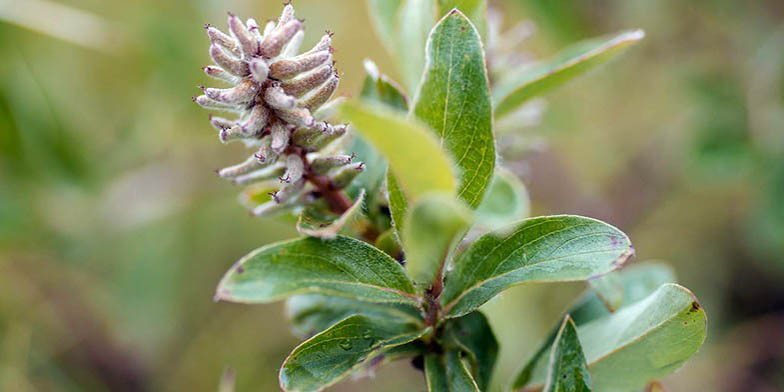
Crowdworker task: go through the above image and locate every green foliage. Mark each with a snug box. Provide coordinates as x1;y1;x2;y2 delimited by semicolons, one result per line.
339;101;457;202
412;10;495;209
208;3;707;391
403;194;472;284
441;215;634;318
544;316;592;392
494;30;645;118
516;284;707;392
214;236;418;306
425;351;481;391
280;315;430;392
474;167;530;228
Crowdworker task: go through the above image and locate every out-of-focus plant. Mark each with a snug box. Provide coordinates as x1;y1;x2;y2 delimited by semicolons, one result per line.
195;2;707;391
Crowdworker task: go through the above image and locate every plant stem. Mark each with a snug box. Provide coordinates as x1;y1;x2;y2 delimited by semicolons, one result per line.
294;146;380;242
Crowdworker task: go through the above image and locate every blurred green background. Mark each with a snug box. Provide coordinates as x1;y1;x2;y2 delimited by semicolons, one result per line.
1;0;782;391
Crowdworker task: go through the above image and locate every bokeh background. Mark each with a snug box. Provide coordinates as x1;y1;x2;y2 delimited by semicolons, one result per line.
1;0;782;391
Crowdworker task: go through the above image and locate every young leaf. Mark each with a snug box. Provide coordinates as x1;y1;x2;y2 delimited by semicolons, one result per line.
339;101;457;202
441;215;634;318
413;9;495;209
516;284;707;392
475;167;530;228
296;190;365;239
425;351;480;392
280;315;430;392
286;293;422;339
351;60;409;213
514;262;676;388
403;194;472;284
361;59;408;111
442;311;499;390
396;0;436;93
544;316;592;392
494;30;645;118
436;0;488;39
215;236;419;306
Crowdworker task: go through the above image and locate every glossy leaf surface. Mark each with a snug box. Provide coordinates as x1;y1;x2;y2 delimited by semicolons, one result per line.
442;215;634;317
543;316;592;392
280;315;429;391
215;236;418;306
413;9;495;209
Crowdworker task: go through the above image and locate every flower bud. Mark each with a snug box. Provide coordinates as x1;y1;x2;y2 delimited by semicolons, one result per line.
228;12;259;58
271;178;305;203
246;18;263;40
204;65;239;84
309;123;347;150
260;19;302;58
264;85;296;110
194;95;241;112
330;162;365;189
291;122;327;147
268;51;331;80
218;154;264;178
234;164;286;185
263;20;275;36
281;64;333;97
275;107;314;129
306;33;333;55
210;115;235;131
281;154;305;183
254;136;279;164
300;73;339;110
238;104;270;136
270;122;291;153
210;44;249;76
278;4;296;26
249;58;269;83
204;79;259;105
206;26;241;57
310;154;353;175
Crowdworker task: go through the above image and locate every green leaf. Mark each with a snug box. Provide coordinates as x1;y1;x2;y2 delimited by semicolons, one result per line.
425;351;480;392
296;190;365;239
339;101;457;202
475;167;530;228
386;172;408;236
442;311;498;390
353;60;409;216
413;9;495;209
396;0;436;93
286;293;422;339
514;262;676;388
544;316;592;392
215;236;419;306
436;0;488;39
494;30;645;118
403;194;472;284
441;215;634;318
587;272;624;312
361;60;409;111
571;263;677;322
375;228;403;259
517;284;707;392
280;315;430;392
